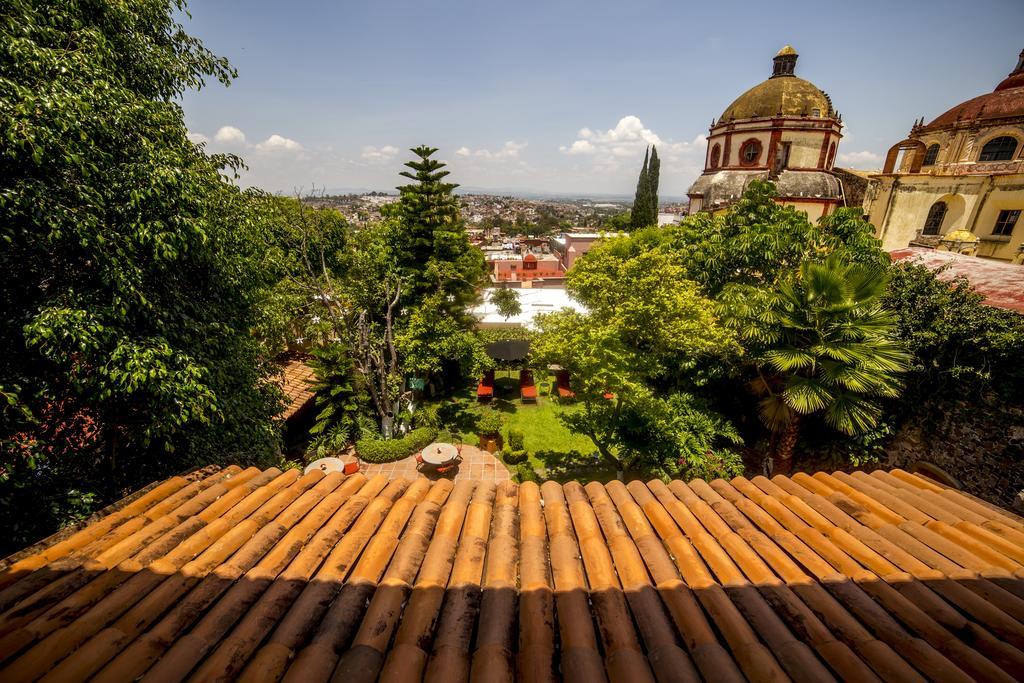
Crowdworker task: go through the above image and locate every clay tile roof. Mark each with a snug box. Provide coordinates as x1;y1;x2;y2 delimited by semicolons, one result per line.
278;359;316;419
890;247;1024;314
2;466;1024;682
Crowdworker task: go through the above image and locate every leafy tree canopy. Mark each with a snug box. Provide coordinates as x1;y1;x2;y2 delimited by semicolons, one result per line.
0;0;281;549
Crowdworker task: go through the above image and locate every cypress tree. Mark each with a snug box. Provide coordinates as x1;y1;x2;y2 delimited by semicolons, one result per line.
647;145;661;226
630;147;650;231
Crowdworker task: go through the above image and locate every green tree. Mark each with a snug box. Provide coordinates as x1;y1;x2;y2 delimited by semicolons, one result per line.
629;147;650;231
393;146;486;312
0;0;281;550
535;245;738;476
306;343;361;459
616;392;744;481
567;244;740;381
883;261;1024;403
646;145;661;224
725;257;910;472
532;311;639;475
490;287;522;321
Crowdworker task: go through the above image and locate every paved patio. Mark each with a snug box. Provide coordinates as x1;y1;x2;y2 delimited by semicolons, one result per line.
357;444;511;482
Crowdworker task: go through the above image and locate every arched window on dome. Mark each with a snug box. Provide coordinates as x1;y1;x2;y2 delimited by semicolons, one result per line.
922;201;947;236
979;136;1018;162
739;139;762;166
709;144;721;169
922;144;940;166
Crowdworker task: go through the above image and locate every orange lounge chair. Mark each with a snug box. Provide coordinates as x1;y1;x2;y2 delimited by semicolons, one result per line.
555;369;575;399
477;369;495;401
520;369;537;402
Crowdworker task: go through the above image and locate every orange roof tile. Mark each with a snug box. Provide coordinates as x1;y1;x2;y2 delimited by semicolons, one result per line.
2;467;1024;681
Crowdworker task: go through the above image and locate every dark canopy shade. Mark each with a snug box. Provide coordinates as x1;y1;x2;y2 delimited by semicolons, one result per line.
485;339;530;361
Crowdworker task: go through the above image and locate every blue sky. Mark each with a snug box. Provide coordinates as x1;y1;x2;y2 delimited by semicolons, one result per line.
179;0;1024;197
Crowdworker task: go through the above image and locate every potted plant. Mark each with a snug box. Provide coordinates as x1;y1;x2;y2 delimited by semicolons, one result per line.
476;409;505;453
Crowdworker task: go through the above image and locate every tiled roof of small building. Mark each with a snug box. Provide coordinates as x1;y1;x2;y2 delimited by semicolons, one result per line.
1;466;1024;682
278;359;316;420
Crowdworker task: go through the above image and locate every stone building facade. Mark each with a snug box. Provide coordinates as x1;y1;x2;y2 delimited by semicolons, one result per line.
864;50;1024;262
687;46;847;223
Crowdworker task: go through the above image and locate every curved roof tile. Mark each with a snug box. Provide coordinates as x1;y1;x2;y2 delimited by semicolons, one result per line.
1;466;1024;681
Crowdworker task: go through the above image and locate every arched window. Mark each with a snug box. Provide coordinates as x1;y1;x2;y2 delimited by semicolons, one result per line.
922;143;940;166
826;142;836;168
922;201;947;235
710;144;721;169
739;139;762;166
979;136;1018;162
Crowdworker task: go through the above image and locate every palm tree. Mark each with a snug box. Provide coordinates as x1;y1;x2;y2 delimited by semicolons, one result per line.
748;256;910;473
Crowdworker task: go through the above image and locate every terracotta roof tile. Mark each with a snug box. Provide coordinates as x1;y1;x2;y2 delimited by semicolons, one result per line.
2;467;1024;681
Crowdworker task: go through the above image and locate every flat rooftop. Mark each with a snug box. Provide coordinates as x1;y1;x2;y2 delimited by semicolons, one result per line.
471;287;584;328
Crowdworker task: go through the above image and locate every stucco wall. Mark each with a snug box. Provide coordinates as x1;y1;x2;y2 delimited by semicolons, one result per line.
865;173;1024;259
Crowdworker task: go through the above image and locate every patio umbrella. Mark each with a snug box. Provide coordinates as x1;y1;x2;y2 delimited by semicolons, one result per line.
485;339;530;362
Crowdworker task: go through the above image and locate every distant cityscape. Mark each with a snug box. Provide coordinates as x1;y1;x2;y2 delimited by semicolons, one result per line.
305;191;687;229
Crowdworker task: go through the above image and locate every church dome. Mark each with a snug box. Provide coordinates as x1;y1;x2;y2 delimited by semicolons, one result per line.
718;47;834;122
922;49;1024;131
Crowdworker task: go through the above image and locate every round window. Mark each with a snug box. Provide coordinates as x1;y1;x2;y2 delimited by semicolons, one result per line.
741;140;761;165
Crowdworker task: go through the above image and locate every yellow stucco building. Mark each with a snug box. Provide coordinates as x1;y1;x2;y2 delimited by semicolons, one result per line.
865;50;1024;262
687;46;848;223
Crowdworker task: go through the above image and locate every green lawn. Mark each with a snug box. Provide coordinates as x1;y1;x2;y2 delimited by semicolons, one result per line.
437;373;615;482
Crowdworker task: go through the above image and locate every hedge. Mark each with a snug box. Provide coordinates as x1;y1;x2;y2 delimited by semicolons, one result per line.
356;427;438;463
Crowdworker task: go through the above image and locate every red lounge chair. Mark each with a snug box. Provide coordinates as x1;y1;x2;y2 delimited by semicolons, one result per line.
555;369;575;399
477;369;495;401
520;369;537;402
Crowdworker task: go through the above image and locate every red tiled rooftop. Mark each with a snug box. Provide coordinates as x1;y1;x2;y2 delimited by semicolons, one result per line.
890;247;1024;314
1;466;1024;681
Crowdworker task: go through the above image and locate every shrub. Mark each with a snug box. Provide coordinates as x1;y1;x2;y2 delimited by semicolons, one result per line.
436;429;455;444
507;428;525;451
413;403;441;430
504;449;528;465
477;409;504;435
511;462;540;483
357;427;437;463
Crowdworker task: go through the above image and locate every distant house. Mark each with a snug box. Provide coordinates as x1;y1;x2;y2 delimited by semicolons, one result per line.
487;250;563;284
549;231;623;271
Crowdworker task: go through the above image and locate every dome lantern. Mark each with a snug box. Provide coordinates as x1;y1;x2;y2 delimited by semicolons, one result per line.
772;45;798;78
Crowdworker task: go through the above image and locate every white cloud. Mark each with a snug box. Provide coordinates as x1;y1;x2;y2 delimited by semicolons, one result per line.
559;115;665;165
361;144;399;161
457;141;528;160
561;139;595;155
187;132;209;145
256;134;303;153
213;125;246;145
837;150;882;168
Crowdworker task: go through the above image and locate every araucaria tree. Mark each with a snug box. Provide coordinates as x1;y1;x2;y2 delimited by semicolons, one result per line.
394;146;485;312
